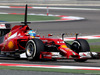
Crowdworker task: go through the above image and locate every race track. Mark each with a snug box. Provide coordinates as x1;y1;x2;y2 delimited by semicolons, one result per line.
0;7;100;68
1;8;100;36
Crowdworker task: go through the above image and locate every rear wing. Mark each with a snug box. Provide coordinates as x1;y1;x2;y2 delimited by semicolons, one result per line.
0;24;11;29
0;24;11;36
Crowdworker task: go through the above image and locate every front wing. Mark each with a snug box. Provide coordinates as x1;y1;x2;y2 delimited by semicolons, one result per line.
20;52;99;59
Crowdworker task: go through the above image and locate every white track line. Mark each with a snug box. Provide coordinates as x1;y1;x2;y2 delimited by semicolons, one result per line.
0;6;99;11
0;63;100;71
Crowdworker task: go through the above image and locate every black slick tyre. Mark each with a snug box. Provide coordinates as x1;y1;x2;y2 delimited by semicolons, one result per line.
25;39;44;61
71;39;90;62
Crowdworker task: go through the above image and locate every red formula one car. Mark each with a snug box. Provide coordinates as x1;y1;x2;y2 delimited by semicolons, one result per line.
0;5;97;62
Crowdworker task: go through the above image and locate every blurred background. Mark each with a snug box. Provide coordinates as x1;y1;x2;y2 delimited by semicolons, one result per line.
0;0;100;6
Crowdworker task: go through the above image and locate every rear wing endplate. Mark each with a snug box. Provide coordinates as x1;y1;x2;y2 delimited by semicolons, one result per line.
0;24;11;29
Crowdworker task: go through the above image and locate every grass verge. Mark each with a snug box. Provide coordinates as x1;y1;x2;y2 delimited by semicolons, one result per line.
87;39;100;52
87;39;100;43
0;14;60;22
0;66;100;74
90;45;100;52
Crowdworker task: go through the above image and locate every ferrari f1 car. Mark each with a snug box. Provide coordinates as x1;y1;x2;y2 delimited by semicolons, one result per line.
0;5;98;62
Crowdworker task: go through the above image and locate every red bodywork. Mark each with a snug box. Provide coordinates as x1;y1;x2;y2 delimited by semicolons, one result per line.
0;25;80;59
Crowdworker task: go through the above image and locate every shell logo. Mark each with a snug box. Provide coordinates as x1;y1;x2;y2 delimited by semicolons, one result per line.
61;45;72;51
8;32;12;37
8;41;14;49
61;45;68;48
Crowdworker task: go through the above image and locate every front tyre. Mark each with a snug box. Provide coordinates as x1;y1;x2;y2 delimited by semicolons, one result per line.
71;39;90;62
25;39;44;61
72;39;90;53
74;59;87;62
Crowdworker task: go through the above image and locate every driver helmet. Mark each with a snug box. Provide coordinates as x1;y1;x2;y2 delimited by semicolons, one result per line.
27;30;36;37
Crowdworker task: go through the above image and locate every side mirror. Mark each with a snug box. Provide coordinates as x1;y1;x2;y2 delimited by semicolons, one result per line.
75;33;79;40
36;35;40;37
48;34;53;37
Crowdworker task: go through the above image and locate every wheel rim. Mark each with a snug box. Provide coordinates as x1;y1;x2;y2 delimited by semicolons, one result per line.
26;43;35;57
72;41;80;53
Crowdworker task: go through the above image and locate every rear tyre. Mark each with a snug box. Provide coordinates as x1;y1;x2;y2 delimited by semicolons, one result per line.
71;39;90;62
25;39;44;61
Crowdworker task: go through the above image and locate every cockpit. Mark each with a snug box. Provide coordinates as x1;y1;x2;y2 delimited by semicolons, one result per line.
27;30;36;38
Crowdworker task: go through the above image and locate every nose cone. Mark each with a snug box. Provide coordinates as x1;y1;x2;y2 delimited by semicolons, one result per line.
60;45;79;59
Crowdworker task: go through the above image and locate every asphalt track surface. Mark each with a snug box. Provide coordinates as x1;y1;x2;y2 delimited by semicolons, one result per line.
0;7;100;75
0;70;92;75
